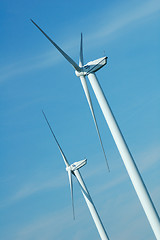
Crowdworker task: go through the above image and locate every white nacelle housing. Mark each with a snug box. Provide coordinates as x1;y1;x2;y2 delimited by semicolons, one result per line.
66;159;87;172
75;56;107;77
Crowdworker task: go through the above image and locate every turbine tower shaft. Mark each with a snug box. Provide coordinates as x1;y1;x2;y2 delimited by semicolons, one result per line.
87;73;160;240
74;169;109;240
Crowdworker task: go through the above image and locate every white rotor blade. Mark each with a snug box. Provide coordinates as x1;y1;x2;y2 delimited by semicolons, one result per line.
79;33;83;67
31;19;81;72
79;34;109;170
42;111;75;219
68;169;75;220
80;76;110;171
42;110;69;168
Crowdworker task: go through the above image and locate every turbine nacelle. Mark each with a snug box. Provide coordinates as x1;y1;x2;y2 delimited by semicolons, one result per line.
66;159;87;172
75;56;107;77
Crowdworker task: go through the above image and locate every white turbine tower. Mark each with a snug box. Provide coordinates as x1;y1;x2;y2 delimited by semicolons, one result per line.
31;20;160;239
42;111;110;240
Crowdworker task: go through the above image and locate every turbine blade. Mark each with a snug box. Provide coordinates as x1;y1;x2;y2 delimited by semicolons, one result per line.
68;170;75;220
42;110;69;168
31;19;81;72
79;33;83;67
80;76;110;171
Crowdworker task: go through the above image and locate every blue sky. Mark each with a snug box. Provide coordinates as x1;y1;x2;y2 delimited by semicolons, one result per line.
0;0;160;239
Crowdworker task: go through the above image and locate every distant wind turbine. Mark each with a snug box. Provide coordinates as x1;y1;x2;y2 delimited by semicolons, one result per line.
31;20;160;239
42;111;110;240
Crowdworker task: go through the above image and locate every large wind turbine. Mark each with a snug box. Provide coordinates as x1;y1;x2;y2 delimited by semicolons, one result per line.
30;19;109;171
42;111;110;240
31;20;160;239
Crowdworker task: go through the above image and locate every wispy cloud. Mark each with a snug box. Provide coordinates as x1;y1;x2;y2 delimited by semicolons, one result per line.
1;143;159;209
12;185;108;240
136;144;160;172
14;209;72;240
1;0;159;83
1;144;159;240
83;0;160;47
0;172;67;208
0;51;61;83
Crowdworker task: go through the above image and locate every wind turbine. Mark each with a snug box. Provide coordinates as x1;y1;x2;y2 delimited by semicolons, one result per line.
42;111;110;240
31;20;160;239
30;19;109;172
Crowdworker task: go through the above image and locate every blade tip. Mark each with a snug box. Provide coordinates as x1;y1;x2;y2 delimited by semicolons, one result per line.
42;110;46;119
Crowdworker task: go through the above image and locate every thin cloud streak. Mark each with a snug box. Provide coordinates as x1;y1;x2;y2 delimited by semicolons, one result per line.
0;172;67;208
89;143;160;198
0;51;61;83
83;0;160;46
1;145;159;240
136;144;160;172
15;209;73;240
2;143;158;209
1;0;160;83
